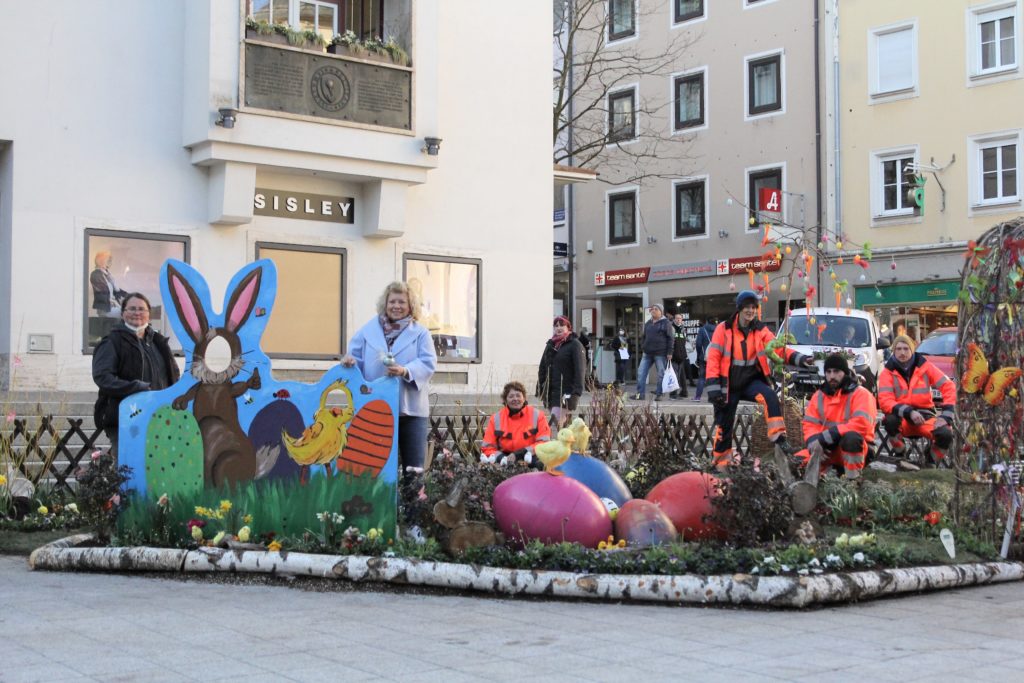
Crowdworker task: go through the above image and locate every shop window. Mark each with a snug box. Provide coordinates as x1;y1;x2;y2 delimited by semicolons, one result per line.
83;230;190;353
608;0;635;41
746;52;782;116
747;166;783;228
673;69;705;131
404;255;481;363
608;88;637;143
255;243;345;359
674;178;707;239
608;190;637;246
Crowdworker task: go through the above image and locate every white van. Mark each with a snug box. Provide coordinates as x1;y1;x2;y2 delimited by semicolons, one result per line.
777;307;890;394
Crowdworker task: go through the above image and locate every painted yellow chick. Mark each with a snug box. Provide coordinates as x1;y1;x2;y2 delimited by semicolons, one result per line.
568;417;591;455
535;428;575;474
282;379;354;482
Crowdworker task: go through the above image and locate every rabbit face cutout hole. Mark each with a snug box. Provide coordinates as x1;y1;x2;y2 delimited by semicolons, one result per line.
202;334;234;374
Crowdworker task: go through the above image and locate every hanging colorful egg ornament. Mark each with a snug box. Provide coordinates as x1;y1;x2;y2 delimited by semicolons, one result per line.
859;273;867;281
785;245;792;254
837;256;844;265
836;241;843;250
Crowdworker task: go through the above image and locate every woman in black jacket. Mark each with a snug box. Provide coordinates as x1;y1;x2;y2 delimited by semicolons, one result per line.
537;316;585;427
92;293;180;455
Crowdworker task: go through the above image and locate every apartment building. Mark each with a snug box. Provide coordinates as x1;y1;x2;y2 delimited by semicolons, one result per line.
831;0;1024;341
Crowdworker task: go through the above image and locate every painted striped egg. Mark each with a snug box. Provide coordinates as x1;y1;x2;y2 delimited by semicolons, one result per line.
337;399;394;477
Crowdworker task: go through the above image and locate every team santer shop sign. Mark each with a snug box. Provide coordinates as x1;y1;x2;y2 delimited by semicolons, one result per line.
254;189;355;224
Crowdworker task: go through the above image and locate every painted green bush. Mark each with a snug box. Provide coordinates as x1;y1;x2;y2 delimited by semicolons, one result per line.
145;406;203;500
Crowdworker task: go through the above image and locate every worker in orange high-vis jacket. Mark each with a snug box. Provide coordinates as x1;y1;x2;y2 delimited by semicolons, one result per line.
705;290;815;470
480;381;551;467
878;335;956;462
798;353;877;479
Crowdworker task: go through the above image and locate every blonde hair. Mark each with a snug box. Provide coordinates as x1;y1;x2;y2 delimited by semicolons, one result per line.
94;251;112;268
891;334;916;353
376;281;422;321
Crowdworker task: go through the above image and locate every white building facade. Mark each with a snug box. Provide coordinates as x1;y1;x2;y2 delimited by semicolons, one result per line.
0;1;552;395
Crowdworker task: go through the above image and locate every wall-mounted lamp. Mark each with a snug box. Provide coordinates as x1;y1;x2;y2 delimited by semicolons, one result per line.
718;229;729;239
215;108;237;129
423;137;442;155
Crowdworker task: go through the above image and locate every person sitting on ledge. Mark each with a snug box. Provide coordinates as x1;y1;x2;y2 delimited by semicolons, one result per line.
480;381;551;467
798;353;877;480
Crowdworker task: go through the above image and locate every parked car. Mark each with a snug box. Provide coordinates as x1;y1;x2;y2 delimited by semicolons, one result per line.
776;307;889;396
916;326;958;386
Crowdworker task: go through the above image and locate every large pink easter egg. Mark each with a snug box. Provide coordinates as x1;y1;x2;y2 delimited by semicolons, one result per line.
645;472;725;540
493;471;612;548
614;499;678;546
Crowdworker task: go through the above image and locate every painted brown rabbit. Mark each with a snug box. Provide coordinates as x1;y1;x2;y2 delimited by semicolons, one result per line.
167;263;263;487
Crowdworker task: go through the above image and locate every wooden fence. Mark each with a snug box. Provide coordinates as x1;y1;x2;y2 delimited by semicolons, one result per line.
3;408;942;495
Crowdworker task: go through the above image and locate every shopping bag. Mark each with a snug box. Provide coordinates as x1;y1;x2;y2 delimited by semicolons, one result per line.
662;366;680;394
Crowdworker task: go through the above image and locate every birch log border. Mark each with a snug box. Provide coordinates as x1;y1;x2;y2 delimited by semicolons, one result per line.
28;536;1024;608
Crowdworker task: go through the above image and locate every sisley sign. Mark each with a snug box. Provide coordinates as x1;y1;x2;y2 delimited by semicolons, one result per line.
254;189;355;224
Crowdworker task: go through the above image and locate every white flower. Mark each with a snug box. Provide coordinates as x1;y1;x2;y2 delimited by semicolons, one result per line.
762;556;776;564
853;552;866;563
808;558;821;567
825;554;841;566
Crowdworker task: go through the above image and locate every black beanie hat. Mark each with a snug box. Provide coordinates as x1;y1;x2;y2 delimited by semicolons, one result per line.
823;353;849;375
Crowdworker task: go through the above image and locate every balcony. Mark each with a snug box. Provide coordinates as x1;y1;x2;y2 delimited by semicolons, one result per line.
182;0;435;236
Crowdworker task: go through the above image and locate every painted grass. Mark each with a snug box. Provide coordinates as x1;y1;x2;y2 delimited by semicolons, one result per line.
118;472;396;546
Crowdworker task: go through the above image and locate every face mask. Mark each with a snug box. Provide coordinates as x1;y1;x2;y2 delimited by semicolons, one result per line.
125;322;147;334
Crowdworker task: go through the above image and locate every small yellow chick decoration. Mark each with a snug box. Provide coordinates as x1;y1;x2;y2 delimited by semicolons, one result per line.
535;428;575;474
598;535;627;550
568;417;592;454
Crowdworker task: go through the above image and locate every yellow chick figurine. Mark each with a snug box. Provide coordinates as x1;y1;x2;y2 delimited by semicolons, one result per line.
568;417;591;455
535;428;575;474
282;379;354;482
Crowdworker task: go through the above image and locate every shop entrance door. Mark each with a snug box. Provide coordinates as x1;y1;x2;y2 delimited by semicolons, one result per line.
614;298;644;383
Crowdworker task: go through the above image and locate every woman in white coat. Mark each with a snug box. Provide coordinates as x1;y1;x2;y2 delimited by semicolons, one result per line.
343;281;437;474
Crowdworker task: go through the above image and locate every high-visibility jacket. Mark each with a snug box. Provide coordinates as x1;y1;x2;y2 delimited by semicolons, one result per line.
481;405;551;457
802;381;878;452
705;316;807;398
878;353;956;422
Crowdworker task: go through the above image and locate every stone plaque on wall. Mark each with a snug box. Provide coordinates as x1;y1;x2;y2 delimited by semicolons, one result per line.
244;43;411;130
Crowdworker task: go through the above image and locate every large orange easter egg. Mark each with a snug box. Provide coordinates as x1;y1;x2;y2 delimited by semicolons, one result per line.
337;400;394;477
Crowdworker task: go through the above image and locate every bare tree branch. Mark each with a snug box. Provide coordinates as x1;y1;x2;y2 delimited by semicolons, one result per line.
553;0;700;185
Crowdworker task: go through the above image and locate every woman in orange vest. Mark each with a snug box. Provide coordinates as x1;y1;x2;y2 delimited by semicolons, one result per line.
878;335;955;462
799;353;877;478
705;290;814;470
480;381;552;467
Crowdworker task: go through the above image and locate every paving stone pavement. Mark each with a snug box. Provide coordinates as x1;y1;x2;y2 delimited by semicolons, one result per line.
1;554;1022;682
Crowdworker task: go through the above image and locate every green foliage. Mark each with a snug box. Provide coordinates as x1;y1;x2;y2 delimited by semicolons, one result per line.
117;471;396;548
76;452;131;542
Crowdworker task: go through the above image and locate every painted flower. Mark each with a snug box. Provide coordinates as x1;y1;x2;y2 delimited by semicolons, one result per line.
37;505;49;515
157;494;169;508
267;540;282;552
191;525;204;542
237;526;251;543
219;500;232;513
0;474;7;486
185;518;206;531
243;514;253;524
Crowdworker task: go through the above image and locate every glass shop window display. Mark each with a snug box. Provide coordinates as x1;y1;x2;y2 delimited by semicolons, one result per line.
404;255;481;362
83;229;189;352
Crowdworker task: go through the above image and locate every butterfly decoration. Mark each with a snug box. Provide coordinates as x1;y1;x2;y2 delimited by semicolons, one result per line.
962;342;1023;406
964;240;992;269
